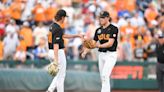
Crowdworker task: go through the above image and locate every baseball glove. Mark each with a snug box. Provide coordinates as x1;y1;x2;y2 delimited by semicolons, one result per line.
48;62;59;76
83;39;96;49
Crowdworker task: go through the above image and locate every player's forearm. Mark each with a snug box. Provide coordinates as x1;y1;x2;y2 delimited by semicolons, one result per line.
63;34;81;38
81;47;91;58
98;41;114;48
53;44;59;63
83;47;91;54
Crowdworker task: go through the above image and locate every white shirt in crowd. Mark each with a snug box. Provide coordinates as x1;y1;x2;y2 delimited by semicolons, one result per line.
33;26;48;45
130;14;145;27
3;34;19;56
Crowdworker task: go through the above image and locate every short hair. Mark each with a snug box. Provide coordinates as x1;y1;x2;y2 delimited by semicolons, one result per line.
55;15;62;21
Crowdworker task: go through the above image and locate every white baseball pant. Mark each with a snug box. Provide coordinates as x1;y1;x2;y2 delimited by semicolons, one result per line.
47;49;66;92
98;51;117;92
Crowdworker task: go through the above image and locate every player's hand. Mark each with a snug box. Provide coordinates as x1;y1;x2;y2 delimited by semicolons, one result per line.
78;34;84;39
81;51;87;58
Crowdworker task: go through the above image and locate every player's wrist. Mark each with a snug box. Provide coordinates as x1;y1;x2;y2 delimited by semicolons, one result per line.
81;51;87;58
83;51;87;55
53;60;58;65
96;43;100;48
77;34;82;38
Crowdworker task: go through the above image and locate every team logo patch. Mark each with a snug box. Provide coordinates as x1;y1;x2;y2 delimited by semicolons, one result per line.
113;34;116;37
97;29;101;34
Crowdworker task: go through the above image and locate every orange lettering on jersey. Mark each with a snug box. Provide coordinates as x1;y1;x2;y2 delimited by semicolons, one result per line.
98;34;110;40
48;32;52;43
104;34;110;40
98;34;104;40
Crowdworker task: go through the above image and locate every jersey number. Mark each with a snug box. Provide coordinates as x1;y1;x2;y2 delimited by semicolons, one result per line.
48;32;52;43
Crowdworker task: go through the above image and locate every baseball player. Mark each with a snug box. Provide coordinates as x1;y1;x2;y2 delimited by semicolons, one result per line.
47;9;83;92
82;11;118;92
155;31;164;92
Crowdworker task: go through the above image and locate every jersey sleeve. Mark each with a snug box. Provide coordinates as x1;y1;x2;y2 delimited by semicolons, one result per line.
93;29;99;41
110;27;118;38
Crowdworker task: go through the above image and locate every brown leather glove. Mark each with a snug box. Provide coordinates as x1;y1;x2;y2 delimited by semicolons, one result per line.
83;39;96;49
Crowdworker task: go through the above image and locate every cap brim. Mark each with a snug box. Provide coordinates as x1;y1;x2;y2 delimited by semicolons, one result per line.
99;16;106;18
158;36;164;38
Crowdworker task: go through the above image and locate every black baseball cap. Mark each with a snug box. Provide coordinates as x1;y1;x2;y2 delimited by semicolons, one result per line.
56;9;68;17
99;11;110;18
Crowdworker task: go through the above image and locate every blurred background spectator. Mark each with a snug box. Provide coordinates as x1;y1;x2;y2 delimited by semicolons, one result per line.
19;21;33;51
13;36;26;63
0;0;163;63
33;22;48;46
32;36;48;60
0;36;3;60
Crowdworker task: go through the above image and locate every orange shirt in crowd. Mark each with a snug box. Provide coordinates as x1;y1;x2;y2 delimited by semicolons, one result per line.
115;0;136;12
1;8;11;23
120;34;135;50
141;27;152;45
0;10;4;23
45;6;58;21
0;10;4;17
2;0;6;3
9;1;22;20
17;39;27;51
2;7;11;16
120;26;126;35
145;9;158;22
161;20;164;29
32;3;46;22
125;0;136;12
144;35;151;45
0;41;3;60
105;3;118;23
120;24;137;50
120;25;136;37
144;5;158;28
130;36;136;50
19;27;33;47
2;0;7;3
0;8;10;23
115;0;126;11
109;9;118;22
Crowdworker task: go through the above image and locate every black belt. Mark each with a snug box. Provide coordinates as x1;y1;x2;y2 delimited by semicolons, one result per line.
49;48;64;50
157;62;164;64
99;50;116;52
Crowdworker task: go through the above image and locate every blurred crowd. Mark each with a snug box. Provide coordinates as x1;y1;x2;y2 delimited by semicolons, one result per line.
0;0;163;63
